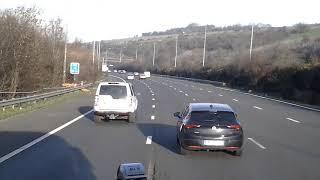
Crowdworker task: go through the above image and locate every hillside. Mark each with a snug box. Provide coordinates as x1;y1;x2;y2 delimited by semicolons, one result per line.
101;23;320;105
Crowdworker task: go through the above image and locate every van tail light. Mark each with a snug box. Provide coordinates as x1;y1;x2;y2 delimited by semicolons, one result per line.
185;124;201;129
227;124;241;130
94;95;99;106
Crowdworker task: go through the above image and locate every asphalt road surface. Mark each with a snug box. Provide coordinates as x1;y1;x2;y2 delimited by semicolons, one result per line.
0;73;319;180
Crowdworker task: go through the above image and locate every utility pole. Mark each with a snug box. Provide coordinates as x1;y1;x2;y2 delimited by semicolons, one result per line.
174;35;178;68
202;25;207;67
92;41;95;65
63;30;67;84
152;42;156;67
249;24;254;61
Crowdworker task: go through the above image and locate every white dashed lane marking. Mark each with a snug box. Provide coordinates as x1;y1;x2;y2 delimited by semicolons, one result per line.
179;91;183;93
152;105;155;108
218;94;223;97
152;94;154;96
208;90;212;93
152;98;155;101
233;99;239;102
146;136;152;144
286;118;301;123
192;98;196;101
253;106;263;110
185;94;189;96
248;138;266;149
151;115;155;120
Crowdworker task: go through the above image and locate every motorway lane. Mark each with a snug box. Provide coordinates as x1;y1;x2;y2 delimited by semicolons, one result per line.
148;75;320;180
144;77;267;180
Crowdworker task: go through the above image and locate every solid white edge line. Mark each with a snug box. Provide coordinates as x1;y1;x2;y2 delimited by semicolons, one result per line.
248;138;266;149
0;110;93;164
286;117;301;123
253;106;263;110
146;136;152;144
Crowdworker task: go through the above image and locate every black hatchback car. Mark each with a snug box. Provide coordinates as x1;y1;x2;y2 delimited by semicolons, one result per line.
174;103;244;156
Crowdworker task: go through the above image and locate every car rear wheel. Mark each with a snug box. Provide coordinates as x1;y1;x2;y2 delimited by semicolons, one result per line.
128;112;136;123
177;140;188;155
233;149;243;156
93;115;103;123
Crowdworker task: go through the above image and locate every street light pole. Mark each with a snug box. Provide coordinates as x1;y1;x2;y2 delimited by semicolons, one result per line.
97;41;101;70
63;32;67;84
202;25;207;67
92;41;95;65
152;42;155;67
119;46;122;62
249;24;254;61
174;35;178;68
135;47;138;61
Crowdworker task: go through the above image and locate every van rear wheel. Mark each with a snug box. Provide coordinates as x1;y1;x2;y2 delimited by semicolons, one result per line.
128;112;136;123
93;115;103;123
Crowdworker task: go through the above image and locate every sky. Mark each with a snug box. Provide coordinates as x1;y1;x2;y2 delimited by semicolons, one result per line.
1;0;319;41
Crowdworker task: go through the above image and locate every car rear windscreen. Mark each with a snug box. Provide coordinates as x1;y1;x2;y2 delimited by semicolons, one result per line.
99;85;127;99
190;111;236;122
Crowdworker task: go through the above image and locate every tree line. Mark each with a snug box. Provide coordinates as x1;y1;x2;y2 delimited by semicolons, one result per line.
0;7;98;98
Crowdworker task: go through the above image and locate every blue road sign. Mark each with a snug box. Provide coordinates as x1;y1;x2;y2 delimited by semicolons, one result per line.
70;62;80;74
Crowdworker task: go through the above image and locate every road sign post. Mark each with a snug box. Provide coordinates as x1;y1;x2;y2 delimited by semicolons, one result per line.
70;62;80;83
70;62;80;75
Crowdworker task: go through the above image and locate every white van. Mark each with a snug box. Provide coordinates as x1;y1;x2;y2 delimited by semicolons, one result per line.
144;71;151;78
93;82;138;122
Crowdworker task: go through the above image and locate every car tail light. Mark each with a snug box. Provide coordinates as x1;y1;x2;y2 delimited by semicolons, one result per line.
227;124;241;130
185;124;201;129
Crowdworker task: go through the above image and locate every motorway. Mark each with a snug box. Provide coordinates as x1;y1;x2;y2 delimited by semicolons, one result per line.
0;73;319;180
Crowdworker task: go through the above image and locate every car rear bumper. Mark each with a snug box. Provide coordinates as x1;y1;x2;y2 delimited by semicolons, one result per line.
181;137;243;151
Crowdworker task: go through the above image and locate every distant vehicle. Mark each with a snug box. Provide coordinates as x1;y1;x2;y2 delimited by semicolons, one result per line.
127;74;134;80
117;163;147;180
118;70;126;74
134;72;139;76
102;64;108;72
114;70;118;73
174;103;243;156
144;71;151;78
93;82;138;123
139;74;146;79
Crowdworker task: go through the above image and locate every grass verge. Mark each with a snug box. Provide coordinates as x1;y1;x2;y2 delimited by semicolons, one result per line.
0;88;94;120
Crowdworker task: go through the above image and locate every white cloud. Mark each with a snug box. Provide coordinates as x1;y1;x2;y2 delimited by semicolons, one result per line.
1;0;319;41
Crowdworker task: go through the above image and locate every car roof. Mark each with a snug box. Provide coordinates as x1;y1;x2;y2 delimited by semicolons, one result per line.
189;103;234;112
98;82;128;86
